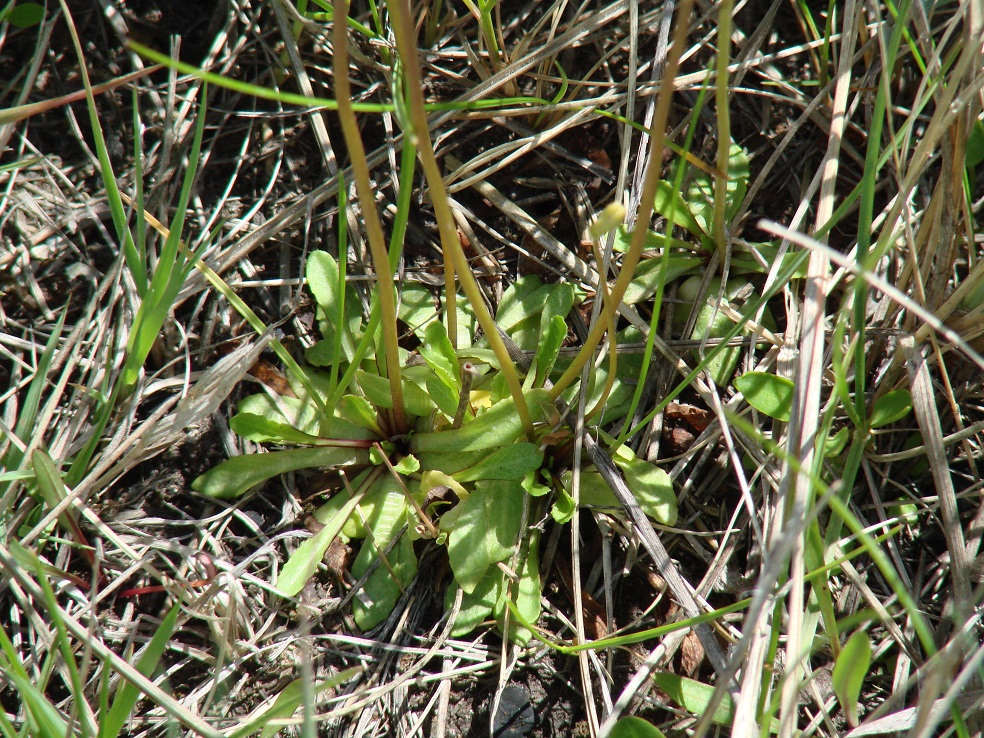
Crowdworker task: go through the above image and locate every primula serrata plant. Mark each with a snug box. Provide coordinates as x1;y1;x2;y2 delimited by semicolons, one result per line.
193;258;676;639
187;0;753;643
189;133;805;643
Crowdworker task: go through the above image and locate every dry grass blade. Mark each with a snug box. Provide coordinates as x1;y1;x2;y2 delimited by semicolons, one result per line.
902;336;972;605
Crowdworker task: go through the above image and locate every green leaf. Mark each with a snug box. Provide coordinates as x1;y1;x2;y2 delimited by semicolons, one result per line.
410;388;551;453
338;394;384;434
230;413;325;445
425;373;461;417
496;277;574;351
451;443;543;483
652;673;736;728
415;449;490;476
676;275;762;384
357;368;436;417
0;591;67;738
31;450;83;541
494;532;540;645
613;224;695;254
868;389;912;428
421;320;461;394
307;250;340;318
397;283;478;346
191;446;369;499
965;117;984;169
729;241;809;278
3;2;45;27
496;276;545;333
615;455;677;526
393;454;420;475
121;97;208;387
533;314;567;385
2;666;66;738
653;672;780;732
832;630;871;728
234;393;372;442
522;469;551;497
398;282;438;341
540;283;575;337
723;143;750;220
609;717;667;738
550;486;577;524
565;456;677;526
445;481;523;593
278;490;364;596
734;371;794;422
623;252;704;304
352;480;418;630
306;250;361;359
824;427;849;457
682;142;749;247
653;180;706;242
447;574;499;637
101;603;181;738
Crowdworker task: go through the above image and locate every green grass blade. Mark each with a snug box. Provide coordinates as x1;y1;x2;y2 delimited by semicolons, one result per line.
57;0;139;293
99;603;182;738
0;304;67;484
0;617;72;737
121;86;208;389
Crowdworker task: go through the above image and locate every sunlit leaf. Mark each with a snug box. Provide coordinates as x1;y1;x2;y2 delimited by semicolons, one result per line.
565;454;677;526
608;717;667;738
352;480;417;630
425;373;460;417
445;481;523;593
653;180;705;242
734;371;794;422
230;413;325;445
496;277;574;351
532;314;567;385
410;389;551;453
306;250;362;360
832;630;872;728
652;673;735;728
451;443;543;483
652;672;778;732
421;320;461;393
278;491;363;596
338;394;384;434
868;389;911;428
357;368;436;417
192;446;369;499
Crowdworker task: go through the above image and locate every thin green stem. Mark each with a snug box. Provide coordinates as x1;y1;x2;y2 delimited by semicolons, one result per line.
549;0;697;402
387;0;534;439
613;78;710;448
332;0;406;432
858;0;912;396
712;0;733;259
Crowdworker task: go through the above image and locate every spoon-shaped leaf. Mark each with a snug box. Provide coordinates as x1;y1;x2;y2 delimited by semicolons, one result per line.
192;446;369;499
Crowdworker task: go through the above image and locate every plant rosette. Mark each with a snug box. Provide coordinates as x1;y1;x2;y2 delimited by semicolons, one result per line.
192;257;677;641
